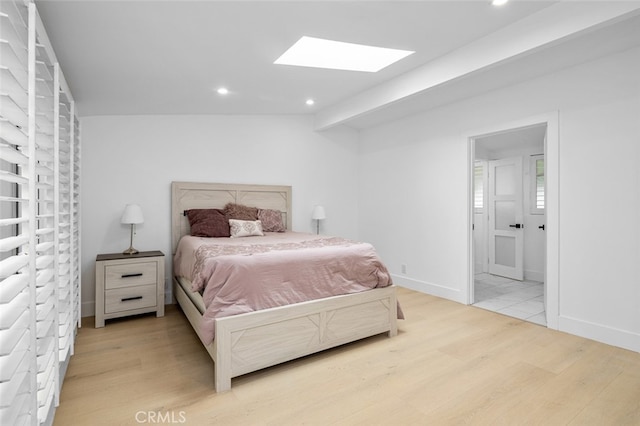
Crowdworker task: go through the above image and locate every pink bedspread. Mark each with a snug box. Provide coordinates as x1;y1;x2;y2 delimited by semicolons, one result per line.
174;232;396;344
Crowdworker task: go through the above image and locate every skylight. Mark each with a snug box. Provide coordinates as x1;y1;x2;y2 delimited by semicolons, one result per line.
274;36;414;73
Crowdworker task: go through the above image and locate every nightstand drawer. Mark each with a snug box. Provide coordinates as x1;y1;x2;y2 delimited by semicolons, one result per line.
105;284;157;314
105;262;157;289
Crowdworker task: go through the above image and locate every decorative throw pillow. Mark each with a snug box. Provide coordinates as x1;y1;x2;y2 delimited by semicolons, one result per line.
257;209;285;232
229;219;264;238
185;209;230;237
223;202;258;221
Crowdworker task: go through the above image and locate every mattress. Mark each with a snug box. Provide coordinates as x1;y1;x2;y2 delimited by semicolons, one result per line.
173;232;396;344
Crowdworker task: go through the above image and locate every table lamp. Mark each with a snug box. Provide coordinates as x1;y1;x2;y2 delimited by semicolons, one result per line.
121;204;144;254
312;205;326;235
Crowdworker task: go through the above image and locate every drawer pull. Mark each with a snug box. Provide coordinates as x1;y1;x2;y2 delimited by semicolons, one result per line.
121;296;143;302
121;273;143;278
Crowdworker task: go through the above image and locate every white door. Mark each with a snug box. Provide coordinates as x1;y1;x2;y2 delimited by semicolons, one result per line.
488;157;524;280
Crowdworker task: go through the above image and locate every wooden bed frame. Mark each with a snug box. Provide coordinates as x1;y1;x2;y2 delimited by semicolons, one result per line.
171;181;398;392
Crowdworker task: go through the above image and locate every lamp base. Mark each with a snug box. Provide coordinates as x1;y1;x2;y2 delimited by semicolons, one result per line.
123;223;139;255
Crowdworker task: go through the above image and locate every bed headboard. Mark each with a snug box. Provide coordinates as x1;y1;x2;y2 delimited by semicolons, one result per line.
171;181;292;254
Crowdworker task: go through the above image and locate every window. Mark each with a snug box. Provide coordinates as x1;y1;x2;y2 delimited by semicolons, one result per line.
530;155;544;214
474;162;485;213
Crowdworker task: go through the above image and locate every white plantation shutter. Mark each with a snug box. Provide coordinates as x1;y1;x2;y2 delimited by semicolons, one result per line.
535;157;545;210
1;1;80;424
473;164;482;209
71;111;80;335
473;161;486;213
33;15;59;420
1;2;37;425
529;154;545;214
57;76;74;363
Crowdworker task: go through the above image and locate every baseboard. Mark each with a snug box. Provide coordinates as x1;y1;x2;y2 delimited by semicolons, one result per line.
391;274;466;304
559;315;640;353
524;269;544;282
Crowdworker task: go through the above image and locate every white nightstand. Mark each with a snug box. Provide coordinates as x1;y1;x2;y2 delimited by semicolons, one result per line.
95;250;165;328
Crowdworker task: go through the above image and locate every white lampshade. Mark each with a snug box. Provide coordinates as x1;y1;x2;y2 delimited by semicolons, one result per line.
312;205;326;220
121;204;144;224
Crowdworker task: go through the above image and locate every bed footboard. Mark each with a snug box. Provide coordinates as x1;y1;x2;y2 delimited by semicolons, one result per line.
213;285;397;391
174;277;397;392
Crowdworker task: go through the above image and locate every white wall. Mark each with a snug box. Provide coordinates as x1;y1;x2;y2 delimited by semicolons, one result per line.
358;47;640;352
80;114;359;315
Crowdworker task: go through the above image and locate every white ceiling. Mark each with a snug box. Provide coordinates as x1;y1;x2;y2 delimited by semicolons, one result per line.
35;1;640;128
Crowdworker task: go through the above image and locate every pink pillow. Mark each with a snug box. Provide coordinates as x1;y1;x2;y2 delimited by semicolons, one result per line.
223;202;258;221
258;209;285;232
185;209;230;237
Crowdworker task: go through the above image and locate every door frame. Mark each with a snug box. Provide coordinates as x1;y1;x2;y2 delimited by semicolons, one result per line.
466;112;559;330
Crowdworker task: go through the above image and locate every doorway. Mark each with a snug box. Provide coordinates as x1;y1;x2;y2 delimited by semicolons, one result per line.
470;124;547;325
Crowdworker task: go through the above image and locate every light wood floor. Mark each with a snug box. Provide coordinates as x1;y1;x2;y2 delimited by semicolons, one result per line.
54;288;640;425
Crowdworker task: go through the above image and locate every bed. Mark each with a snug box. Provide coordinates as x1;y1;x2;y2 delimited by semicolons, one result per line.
171;181;399;392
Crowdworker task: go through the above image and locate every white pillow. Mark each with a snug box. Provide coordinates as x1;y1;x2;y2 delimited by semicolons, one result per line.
229;219;264;238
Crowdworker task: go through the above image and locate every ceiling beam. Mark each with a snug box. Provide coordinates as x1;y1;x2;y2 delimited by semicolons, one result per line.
314;2;640;131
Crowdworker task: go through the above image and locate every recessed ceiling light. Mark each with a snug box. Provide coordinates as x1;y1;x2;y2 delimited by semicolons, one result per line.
492;0;509;6
305;99;315;106
217;87;229;95
274;36;414;73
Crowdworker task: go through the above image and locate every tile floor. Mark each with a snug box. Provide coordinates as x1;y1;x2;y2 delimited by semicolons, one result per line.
473;273;546;326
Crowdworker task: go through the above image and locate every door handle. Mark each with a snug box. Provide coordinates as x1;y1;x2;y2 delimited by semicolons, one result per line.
539;224;545;230
509;224;523;229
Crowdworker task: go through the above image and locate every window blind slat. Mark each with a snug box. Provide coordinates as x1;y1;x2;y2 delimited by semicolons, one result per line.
1;64;29;95
0;390;32;426
0;93;29;128
35;270;54;290
0;70;28;108
0;254;29;278
34;254;53;269
0;274;28;304
0;170;28;185
0;121;29;147
35;317;54;341
36;333;54;358
0;369;30;410
37;381;54;420
35;241;54;253
0;328;30;381
0;217;28;228
0;38;26;75
35;297;54;322
0;291;29;330
0;146;29;164
0;195;28;203
0;235;29;252
0;311;30;356
0;4;28;49
36;345;53;375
